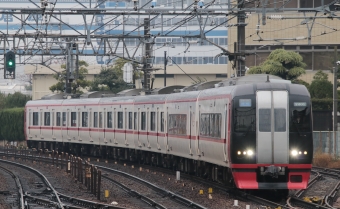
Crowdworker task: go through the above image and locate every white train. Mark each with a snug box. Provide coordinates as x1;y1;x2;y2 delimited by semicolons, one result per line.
25;74;313;190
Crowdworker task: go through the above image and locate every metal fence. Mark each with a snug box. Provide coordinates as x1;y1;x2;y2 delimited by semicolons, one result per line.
313;131;339;156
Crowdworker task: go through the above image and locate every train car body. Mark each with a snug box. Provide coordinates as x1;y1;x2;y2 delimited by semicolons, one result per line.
25;75;313;190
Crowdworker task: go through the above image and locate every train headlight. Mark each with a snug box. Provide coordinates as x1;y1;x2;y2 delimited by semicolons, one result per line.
247;150;254;156
304;151;307;155
291;150;298;156
243;151;247;155
237;151;241;155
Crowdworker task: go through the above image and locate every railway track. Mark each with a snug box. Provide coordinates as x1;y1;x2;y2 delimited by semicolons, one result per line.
3;149;338;209
0;158;128;209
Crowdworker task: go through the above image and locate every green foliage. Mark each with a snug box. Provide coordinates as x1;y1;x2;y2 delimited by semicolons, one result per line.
311;98;333;111
49;60;92;94
0;92;31;109
247;49;306;80
0;108;25;141
293;79;310;89
309;70;333;99
90;58;138;93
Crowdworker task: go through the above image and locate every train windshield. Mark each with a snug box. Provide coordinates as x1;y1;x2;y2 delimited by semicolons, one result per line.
234;98;256;132
289;97;311;132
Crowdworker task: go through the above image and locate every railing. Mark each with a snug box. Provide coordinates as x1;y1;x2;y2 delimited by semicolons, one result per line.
313;131;339;156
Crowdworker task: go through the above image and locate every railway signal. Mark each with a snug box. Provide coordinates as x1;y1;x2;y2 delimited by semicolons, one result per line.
5;51;16;73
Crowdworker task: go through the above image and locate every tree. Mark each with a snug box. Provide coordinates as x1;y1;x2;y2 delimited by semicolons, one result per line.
49;60;91;94
90;58;138;93
247;49;307;80
309;70;333;99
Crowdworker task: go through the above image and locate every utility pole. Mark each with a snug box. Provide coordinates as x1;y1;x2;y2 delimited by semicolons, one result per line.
236;0;246;77
143;18;151;94
164;51;167;87
65;40;78;94
333;46;338;156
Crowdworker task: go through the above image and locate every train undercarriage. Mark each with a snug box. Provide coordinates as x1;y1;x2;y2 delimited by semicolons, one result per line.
27;140;234;186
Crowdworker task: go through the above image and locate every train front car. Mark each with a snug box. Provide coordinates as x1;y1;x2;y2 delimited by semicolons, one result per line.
230;80;313;190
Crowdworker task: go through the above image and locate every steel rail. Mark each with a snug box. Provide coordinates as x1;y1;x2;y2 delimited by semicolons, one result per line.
0;165;25;209
0;158;65;209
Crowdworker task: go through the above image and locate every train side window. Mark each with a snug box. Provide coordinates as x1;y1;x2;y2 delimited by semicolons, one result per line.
259;109;271;132
99;112;103;128
141;112;146;130
107;112;112;128
56;112;61;126
160;112;164;132
274;109;286;132
44;112;50;126
71;112;77;127
118;112;123;129
150;112;156;131
200;113;222;138
82;112;88;127
94;112;98;127
168;114;187;135
62;112;67;126
128;112;133;129
134;112;137;130
33;112;39;126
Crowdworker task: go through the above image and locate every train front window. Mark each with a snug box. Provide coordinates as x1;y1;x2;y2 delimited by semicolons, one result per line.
234;106;256;132
290;105;311;132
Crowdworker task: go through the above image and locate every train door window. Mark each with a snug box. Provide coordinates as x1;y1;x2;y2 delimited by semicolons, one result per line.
118;112;123;129
128;112;133;129
82;112;88;127
99;112;103;128
33;112;39;126
134;112;137;130
150;112;156;131
274;109;286;132
141;112;146;130
44;112;50;126
160;112;164;132
107;112;112;128
94;112;98;127
259;109;271;132
51;112;54;126
56;112;61;126
62;112;67;126
71;112;77;127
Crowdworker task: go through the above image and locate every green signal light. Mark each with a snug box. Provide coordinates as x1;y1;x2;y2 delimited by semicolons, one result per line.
8;61;13;66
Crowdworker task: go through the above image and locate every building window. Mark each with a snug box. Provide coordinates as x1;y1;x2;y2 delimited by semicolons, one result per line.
71;112;77;127
94;112;98;127
107;112;112;128
82;112;88;127
168;114;187;135
150;112;156;131
44;112;50;126
56;112;61;126
118;112;123;129
33;112;39;126
141;112;146;130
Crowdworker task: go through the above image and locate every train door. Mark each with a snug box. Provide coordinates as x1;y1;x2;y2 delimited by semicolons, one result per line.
189;106;193;155
256;91;289;164
124;108;127;146
103;108;107;143
156;108;160;150
51;109;55;140
223;104;228;162
196;105;201;156
40;109;43;139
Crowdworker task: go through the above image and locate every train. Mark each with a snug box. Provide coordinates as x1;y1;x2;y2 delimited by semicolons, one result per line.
25;74;313;191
